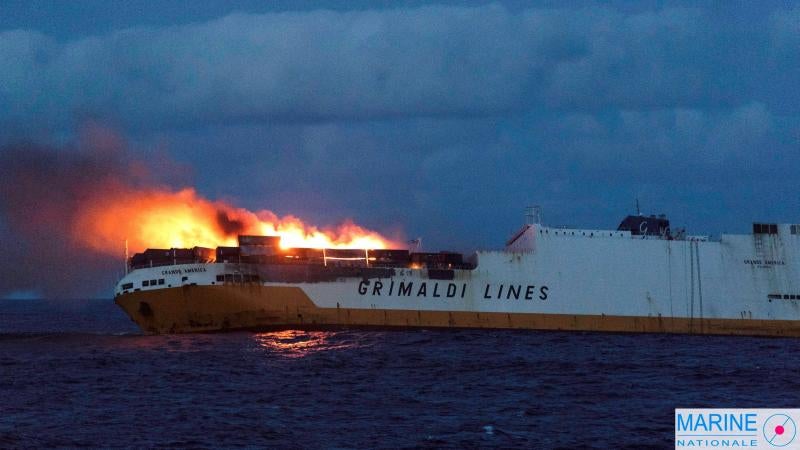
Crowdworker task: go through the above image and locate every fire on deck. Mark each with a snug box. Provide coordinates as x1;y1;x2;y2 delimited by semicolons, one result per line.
129;235;472;271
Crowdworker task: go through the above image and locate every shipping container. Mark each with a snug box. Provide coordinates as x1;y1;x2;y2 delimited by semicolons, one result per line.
281;247;319;258
142;248;171;259
193;247;215;262
216;246;241;263
240;254;283;264
171;248;193;259
130;250;174;269
410;251;464;267
240;245;280;257
324;249;366;260
130;253;150;268
370;249;411;264
238;235;281;246
130;247;217;269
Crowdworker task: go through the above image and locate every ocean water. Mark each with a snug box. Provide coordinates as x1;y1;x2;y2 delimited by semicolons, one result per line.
1;300;798;448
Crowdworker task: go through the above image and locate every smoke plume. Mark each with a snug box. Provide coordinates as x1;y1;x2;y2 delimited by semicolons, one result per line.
0;126;397;298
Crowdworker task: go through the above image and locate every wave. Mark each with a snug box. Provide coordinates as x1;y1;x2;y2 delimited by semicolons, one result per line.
0;331;141;341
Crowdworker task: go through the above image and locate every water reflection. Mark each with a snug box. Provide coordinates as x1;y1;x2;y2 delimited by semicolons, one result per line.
253;330;357;358
115;333;220;351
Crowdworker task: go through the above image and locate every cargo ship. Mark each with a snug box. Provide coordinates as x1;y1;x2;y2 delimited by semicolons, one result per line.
114;209;800;337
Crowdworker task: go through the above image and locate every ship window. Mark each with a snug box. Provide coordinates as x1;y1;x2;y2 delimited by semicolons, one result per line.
216;275;225;282
158;279;165;285
122;283;133;290
142;280;149;287
182;276;188;281
791;295;797;300
150;279;157;286
252;275;260;282
785;295;791;300
792;225;799;235
233;274;243;283
768;294;782;299
754;223;779;234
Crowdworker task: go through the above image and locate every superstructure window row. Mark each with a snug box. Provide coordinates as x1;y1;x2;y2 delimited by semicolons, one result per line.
768;293;800;300
753;223;778;234
215;274;261;283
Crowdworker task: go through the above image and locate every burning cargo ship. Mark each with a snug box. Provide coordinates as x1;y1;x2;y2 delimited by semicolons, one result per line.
114;210;800;337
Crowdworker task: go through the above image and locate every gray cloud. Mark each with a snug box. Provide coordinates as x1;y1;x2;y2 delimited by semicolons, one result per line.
146;94;797;254
2;4;798;133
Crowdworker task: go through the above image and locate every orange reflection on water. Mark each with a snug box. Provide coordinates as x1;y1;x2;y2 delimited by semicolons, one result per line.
253;330;354;358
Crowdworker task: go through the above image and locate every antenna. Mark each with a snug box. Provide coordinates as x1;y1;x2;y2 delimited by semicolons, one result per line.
635;198;641;216
124;239;129;275
525;206;542;225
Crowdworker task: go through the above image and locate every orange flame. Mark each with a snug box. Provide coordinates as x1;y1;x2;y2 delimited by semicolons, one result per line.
72;187;397;254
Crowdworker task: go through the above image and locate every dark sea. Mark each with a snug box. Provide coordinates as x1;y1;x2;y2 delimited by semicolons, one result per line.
1;299;798;449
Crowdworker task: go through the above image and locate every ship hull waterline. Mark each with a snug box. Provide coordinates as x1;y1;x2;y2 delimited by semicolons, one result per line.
115;285;800;337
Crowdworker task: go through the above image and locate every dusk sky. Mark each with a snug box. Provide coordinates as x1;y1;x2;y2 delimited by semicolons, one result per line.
1;0;799;298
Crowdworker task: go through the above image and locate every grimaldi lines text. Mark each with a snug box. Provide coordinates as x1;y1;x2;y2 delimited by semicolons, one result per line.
114;213;800;336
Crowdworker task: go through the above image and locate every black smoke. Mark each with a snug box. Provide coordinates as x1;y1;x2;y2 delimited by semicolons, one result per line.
0;127;170;298
215;210;246;237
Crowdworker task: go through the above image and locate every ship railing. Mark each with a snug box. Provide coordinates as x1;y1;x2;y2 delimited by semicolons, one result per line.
129;259;215;270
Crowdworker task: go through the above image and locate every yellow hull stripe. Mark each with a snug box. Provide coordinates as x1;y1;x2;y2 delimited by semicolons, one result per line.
115;285;800;337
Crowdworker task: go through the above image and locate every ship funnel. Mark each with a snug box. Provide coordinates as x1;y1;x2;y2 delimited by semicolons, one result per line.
525;206;542;225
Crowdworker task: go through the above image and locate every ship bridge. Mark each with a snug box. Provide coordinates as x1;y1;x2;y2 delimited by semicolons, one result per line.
504;212;712;252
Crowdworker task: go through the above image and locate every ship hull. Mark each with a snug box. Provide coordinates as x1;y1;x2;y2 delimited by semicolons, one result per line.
115;284;800;337
114;220;800;337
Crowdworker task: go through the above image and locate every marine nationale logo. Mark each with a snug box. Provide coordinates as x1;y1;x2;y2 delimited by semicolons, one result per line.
676;409;800;450
762;413;796;447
